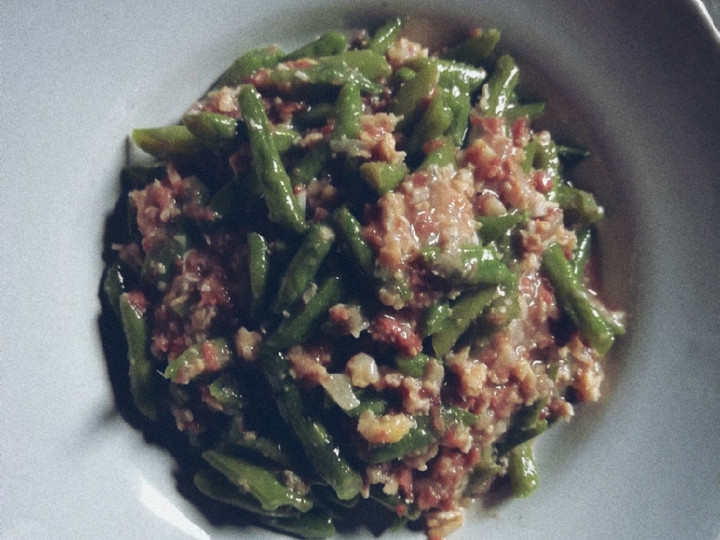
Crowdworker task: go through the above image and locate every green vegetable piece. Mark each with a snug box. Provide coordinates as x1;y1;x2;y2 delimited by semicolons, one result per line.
395;353;429;378
259;510;337;539
141;233;186;290
555;183;604;227
505;102;546;122
417;136;456;170
293;102;335;129
390;61;439;127
404;93;454;158
443;28;501;67
331;79;363;143
202;450;313;513
118;293;156;420
367;16;408;54
541;243;624;354
208;373;244;414
291;143;331;186
421;245;514;287
508;442;539;498
476;210;530;244
366;415;436;463
369;486;421;521
248;231;270;317
182;111;238;142
164;338;232;383
340;49;392;81
261;351;363;500
213;45;285;88
272;124;301;153
440;406;479;428
482;53;520;116
333;207;375;278
283;31;348;61
274;223;335;312
264;276;344;352
359;161;408;195
102;263;125;316
131;125;203;159
239;85;307;233
496;399;548;455
345;392;388;418
194;468;299;518
421;302;452;337
431;287;499;357
572;227;592;278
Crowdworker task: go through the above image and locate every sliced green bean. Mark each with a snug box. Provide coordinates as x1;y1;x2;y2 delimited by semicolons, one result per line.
496;399;548;455
182;111;238;143
330;79;363;144
332;207;375;278
119;293;157;420
421;301;452;337
542;243;623;354
259;510;337;539
417;136;456;170
555;183;604;227
272;123;301;153
431;287;499;357
213;45;285;89
274;223;335;312
202;449;314;513
102;263;125;316
367;16;408;54
366;415;436;463
164;337;232;383
507;441;539;498
264;276;344;352
239;85;307;234
443;28;501;67
359;161;408;195
131;125;203;159
394;353;429;378
404;93;453;158
261;351;363;500
476;210;530;244
283;32;348;61
291;143;331;186
248;232;270;318
482;53;520;116
389;60;439;127
140;233;187;290
421;245;513;287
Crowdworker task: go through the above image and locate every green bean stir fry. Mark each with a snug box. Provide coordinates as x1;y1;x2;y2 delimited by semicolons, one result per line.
102;17;625;540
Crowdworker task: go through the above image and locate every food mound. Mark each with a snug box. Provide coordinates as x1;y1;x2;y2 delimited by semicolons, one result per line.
102;17;625;540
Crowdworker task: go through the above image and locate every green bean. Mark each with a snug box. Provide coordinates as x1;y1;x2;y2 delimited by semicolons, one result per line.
208;373;244;414
421;302;451;337
131;125;204;159
359;161;408;195
119;293;157;420
404;93;453;158
272;123;301;153
437;84;471;147
182;111;238;142
332;207;375;278
507;441;539;498
259;510;337;539
572;227;592;277
293;102;335;129
366;415;436;463
476;210;530;244
394;353;430;378
369;486;421;521
140;233;187;290
555;183;604;227
505;102;546;122
534;135;561;187
202;449;314;512
264;276;344;352
194;468;300;518
213;45;285;89
248;232;270;318
440;406;479;427
495;399;548;455
226;417;295;468
274;223;335;312
431;287;499;357
102;263;125;316
421;245;513;287
482;54;520;116
443;28;501;67
283;32;348;61
239;85;307;233
541;243;623;354
330;79;363;143
463;447;503;497
345;392;388;418
291;144;331;186
367;16;408;54
417;136;456;170
164;338;232;383
390;61;439;127
261;351;363;500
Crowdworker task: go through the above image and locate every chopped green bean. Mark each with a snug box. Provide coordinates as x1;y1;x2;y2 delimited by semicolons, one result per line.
213;46;286;88
367;16;408;54
508;441;539;497
132;125;203;159
182;111;238;142
443;28;501;67
431;287;499;357
283;32;348;61
359;161;408;195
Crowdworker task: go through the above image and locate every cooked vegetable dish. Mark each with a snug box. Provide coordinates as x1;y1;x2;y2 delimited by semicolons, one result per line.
102;17;625;540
